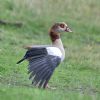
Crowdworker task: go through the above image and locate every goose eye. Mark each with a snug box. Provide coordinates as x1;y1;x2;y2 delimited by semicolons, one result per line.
59;24;64;28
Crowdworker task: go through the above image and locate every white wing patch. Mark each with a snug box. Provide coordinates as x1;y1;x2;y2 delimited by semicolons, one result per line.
46;47;62;58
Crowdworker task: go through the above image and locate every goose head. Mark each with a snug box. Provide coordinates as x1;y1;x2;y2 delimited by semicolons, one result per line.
50;22;72;33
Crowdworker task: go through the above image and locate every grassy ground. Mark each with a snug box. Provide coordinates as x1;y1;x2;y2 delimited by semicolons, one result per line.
0;0;100;100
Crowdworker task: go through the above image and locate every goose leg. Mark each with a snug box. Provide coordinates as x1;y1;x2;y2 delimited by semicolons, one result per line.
46;84;56;90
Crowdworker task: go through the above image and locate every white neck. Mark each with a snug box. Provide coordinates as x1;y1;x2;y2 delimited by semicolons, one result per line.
52;38;65;60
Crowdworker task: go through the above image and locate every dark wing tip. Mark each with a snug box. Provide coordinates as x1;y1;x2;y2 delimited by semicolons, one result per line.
16;57;25;64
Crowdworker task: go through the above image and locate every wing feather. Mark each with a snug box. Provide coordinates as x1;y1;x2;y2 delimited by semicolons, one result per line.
28;55;61;88
17;47;61;88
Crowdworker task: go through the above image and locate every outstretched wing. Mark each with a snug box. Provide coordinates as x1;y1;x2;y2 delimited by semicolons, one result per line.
27;47;61;88
17;46;62;88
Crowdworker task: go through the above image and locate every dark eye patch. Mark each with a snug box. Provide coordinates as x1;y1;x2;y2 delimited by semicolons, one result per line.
59;24;64;28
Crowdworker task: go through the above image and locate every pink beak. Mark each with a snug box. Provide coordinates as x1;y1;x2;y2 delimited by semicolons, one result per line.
65;27;72;32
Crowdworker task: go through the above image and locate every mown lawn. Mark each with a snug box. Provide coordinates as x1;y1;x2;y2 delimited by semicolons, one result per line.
0;0;100;100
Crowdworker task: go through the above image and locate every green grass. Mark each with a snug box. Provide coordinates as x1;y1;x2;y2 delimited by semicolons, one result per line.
0;0;100;100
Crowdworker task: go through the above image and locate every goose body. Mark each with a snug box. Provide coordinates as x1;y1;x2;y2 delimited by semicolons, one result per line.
17;22;72;88
25;45;62;59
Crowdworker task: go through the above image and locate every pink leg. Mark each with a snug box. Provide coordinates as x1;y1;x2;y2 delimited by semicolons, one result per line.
45;84;56;89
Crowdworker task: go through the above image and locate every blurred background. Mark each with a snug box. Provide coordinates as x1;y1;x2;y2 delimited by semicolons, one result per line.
0;0;100;100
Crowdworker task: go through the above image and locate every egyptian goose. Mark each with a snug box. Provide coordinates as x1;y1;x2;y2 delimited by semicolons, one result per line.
17;22;72;88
